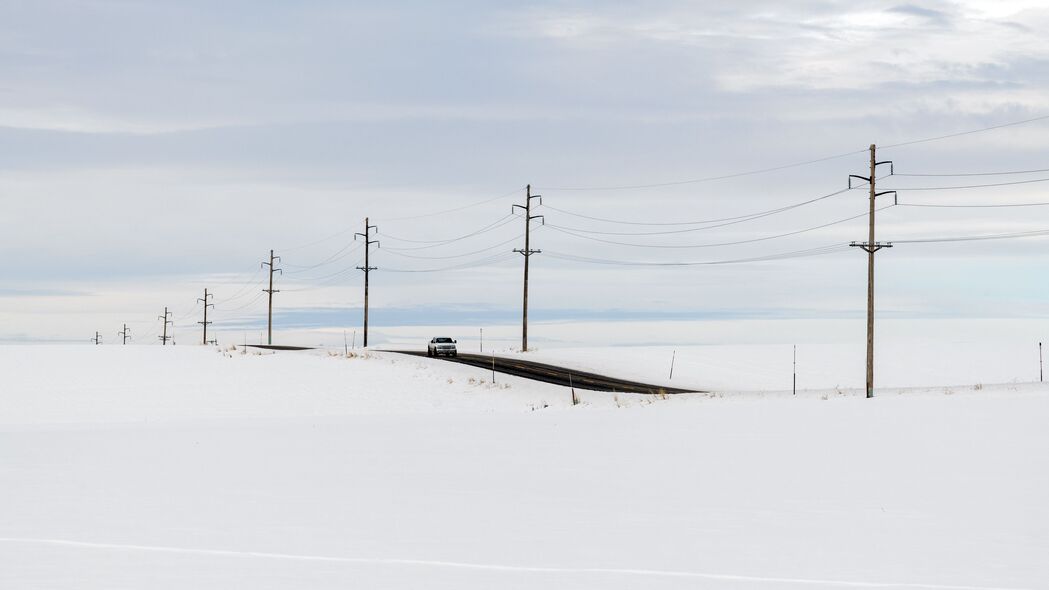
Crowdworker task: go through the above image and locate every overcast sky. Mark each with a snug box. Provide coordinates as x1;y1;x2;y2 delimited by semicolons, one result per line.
1;0;1048;345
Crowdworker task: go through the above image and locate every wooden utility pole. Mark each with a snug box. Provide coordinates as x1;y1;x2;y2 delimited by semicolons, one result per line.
92;331;102;345
1040;342;1043;383
261;250;281;345
158;307;173;345
198;288;214;345
513;185;544;352
355;218;379;347
118;324;130;345
849;144;896;399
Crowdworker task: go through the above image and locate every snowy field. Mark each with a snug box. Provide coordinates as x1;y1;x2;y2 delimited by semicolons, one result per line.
1;345;1047;589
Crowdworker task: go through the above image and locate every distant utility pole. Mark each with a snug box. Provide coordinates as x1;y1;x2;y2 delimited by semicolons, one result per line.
1040;342;1043;383
848;144;896;399
158;307;173;345
118;324;130;345
198;288;214;345
793;345;797;396
261;250;281;345
355;218;380;348
92;331;102;345
513;184;544;352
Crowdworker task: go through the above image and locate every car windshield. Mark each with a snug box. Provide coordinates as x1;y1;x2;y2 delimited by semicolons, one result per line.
435;338;453;343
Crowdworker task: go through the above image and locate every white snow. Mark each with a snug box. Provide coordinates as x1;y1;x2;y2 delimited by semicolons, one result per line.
1;345;1047;589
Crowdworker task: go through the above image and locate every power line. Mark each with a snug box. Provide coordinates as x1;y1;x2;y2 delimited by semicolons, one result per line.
375;186;525;222
383;251;518;272
546;206;893;249
891;228;1049;244
538;113;1049;191
880;114;1049;150
381;234;524;260
540;149;868;191
895;167;1049;177
281;254;367;285
380;214;518;246
212;267;265;305
898;201;1049;209
279;226;358;253
544;243;848;266
217;289;267;313
539;186;858;229
284;242;364;273
886;177;1049;191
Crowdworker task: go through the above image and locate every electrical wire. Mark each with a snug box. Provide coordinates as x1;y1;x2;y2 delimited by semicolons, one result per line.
375;186;525;222
546;206;893;249
282;252;368;284
898;201;1049;209
279;225;358;253
380;214;518;246
886;177;1049;191
538;113;1049;191
891;228;1049;244
381;234;524;260
284;242;364;273
894;167;1049;177
539;150;868;191
880;114;1049;150
539;187;859;228
216;289;267;313
543;244;848;267
383;252;519;273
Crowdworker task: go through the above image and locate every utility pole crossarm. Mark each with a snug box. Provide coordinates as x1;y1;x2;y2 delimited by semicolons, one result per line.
849;241;894;254
848;174;871;189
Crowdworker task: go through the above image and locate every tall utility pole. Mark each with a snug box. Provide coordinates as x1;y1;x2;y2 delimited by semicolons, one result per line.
1040;342;1043;383
92;331;102;345
158;307;173;345
355;218;379;348
198;288;214;345
118;324;130;345
848;144;896;399
513;184;544;352
261;250;281;345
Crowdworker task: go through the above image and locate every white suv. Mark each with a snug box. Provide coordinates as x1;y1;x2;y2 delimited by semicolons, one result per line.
427;337;458;357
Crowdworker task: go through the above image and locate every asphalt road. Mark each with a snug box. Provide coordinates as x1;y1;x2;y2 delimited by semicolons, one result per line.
390;351;698;395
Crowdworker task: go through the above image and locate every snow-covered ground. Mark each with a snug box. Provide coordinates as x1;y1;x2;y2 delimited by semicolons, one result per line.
1;345;1046;589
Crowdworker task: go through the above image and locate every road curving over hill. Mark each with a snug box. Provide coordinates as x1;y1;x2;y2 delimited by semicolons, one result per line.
389;351;700;395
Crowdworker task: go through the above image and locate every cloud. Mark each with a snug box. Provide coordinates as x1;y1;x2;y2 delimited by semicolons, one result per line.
1;0;1048;342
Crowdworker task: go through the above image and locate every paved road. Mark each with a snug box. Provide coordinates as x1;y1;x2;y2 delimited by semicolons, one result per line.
390;351;699;395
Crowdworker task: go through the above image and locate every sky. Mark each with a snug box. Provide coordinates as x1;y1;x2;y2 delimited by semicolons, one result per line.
1;0;1048;346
